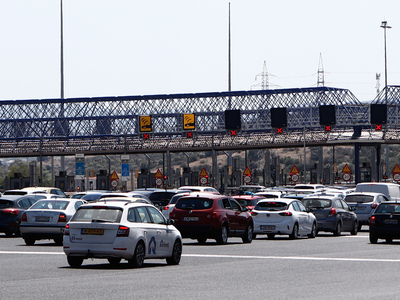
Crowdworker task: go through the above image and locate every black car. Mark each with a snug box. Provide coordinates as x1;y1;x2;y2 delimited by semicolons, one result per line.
369;202;400;243
148;189;191;210
0;195;40;236
302;194;358;236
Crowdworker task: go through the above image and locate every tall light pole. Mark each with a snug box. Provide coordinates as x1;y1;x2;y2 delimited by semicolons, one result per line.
381;21;391;100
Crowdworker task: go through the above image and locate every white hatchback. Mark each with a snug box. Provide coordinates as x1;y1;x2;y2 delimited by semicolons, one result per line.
63;202;182;268
252;198;317;239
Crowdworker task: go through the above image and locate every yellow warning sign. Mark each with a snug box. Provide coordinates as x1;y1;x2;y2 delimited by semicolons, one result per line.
392;164;400;174
200;168;208;177
139;116;152;132
110;171;119;180
342;164;352;173
290;165;299;174
243;166;252;176
183;113;195;130
155;169;163;178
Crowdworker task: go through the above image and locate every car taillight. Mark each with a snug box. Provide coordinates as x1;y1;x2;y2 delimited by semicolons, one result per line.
328;208;336;217
21;213;27;222
163;206;169;210
279;211;292;216
371;203;378;209
117;226;129;237
64;224;70;235
250;211;258;216
370;216;376;226
207;212;219;219
58;213;67;222
2;208;20;215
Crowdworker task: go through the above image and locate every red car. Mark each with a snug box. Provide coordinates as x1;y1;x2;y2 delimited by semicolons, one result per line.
231;195;266;211
170;194;253;244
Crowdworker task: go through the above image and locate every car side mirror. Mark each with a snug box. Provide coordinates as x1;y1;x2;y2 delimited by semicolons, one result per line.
306;208;313;213
242;207;248;212
167;219;175;225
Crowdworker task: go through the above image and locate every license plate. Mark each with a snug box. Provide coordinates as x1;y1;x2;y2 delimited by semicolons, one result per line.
35;216;50;222
355;206;365;210
384;219;398;225
260;225;275;230
81;228;104;235
183;217;199;222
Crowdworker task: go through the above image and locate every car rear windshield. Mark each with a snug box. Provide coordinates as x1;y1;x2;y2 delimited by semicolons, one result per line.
3;191;27;195
175;198;213;210
30;200;70;210
302;199;332;209
0;200;14;209
345;195;374;203
236;199;259;206
255;201;288;211
72;207;123;222
375;203;400;214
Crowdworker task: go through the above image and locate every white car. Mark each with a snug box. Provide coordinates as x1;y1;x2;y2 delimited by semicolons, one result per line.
63;202;182;268
252;198;316;239
20;198;87;245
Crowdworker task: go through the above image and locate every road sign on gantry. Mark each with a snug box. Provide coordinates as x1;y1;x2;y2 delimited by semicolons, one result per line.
183;113;195;130
139;116;152;132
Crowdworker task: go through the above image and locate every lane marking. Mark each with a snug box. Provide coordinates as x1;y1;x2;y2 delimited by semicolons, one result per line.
2;250;399;263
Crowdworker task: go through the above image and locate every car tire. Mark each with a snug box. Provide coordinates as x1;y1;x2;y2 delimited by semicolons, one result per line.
386;238;393;243
197;238;207;244
267;234;275;239
67;256;84;268
166;239;182;265
357;223;362;231
333;221;342;236
128;241;145;268
369;234;378;244
289;223;299;239
24;237;35;245
107;257;122;265
252;234;257;240
350;221;358;235
54;237;63;245
308;222;317;238
5;231;14;237
216;225;228;245
242;223;253;243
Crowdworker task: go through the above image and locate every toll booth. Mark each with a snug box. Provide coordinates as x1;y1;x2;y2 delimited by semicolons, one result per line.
360;162;372;182
137;169;156;189
9;173;30;189
180;168;198;186
96;169;110;190
55;171;75;192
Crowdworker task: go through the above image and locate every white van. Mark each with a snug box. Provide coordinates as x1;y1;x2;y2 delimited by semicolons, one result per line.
355;182;400;201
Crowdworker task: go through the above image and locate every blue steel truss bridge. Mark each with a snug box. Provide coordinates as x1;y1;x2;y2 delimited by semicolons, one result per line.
1;85;400;158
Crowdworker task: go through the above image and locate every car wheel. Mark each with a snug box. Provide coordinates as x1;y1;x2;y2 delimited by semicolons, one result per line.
357;223;362;231
24;237;35;245
197;238;207;244
5;231;14;237
252;234;257;240
128;241;145;268
350;221;358;235
308;222;317;238
369;234;378;244
267;233;275;239
54;237;63;245
166;239;182;265
67;256;84;268
216;225;228;244
242;223;253;243
386;238;393;243
289;223;299;239
333;221;342;236
107;257;122;265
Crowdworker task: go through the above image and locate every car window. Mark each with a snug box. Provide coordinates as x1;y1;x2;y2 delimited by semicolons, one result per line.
74;201;85;210
229;199;241;211
175;198;213;210
375;203;400;214
136;206;152;223
72;207;123;222
222;198;231;209
335;200;343;209
291;202;300;211
147;206;166;224
31;200;69;210
345;195;374;203
18;198;32;208
255;201;287;211
0;200;14;209
297;201;307;212
341;200;350;211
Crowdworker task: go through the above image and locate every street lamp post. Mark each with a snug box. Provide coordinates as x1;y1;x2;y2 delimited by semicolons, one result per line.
381;21;391;100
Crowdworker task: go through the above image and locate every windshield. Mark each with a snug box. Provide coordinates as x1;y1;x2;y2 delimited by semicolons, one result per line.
236;199;259;206
255;201;287;211
30;200;70;210
302;199;332;209
345;195;374;203
72;207;123;222
0;200;14;209
175;198;213;210
375;203;400;214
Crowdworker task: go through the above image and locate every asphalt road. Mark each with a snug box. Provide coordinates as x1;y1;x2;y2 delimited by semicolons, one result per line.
1;229;400;300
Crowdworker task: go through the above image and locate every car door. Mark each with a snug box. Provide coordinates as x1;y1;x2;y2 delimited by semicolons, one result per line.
229;199;248;236
146;206;173;257
297;201;313;234
292;201;309;235
134;206;159;258
221;198;236;234
340;200;355;230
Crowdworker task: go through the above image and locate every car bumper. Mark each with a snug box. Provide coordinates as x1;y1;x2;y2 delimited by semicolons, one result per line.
20;225;65;239
253;220;293;235
174;223;219;239
316;219;337;232
369;226;400;239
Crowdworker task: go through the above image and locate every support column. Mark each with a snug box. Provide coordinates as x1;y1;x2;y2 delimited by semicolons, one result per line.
355;143;360;184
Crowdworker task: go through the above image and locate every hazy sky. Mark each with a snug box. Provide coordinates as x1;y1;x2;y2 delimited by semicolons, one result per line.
0;0;399;103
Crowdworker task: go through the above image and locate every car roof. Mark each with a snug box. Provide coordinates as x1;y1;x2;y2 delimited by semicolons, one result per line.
257;198;297;205
179;193;227;200
82;201;154;209
231;195;265;199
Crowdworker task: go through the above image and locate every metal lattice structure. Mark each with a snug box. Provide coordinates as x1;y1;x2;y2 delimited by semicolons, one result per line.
1;86;400;157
